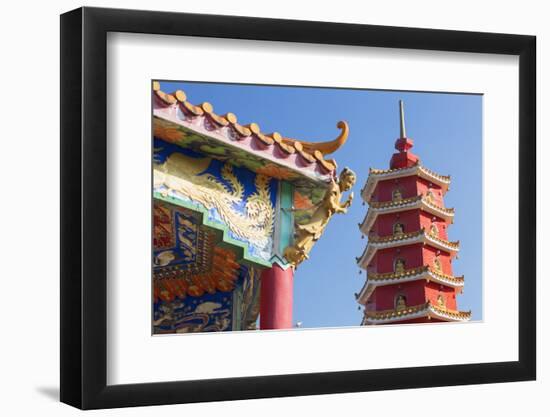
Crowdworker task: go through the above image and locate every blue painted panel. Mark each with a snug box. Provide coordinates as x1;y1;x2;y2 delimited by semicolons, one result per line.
153;291;234;333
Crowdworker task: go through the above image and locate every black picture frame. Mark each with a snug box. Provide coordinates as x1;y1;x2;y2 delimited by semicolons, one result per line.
60;6;536;410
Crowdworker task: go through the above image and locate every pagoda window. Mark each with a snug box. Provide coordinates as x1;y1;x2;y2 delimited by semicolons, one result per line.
395;294;407;310
437;294;446;308
433;256;442;272
394;258;406;274
430;223;439;236
393;222;405;236
392;188;403;201
426;190;435;202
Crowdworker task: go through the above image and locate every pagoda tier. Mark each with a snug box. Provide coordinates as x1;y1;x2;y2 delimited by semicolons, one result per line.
359;194;455;235
356;265;465;305
356;101;470;325
357;228;460;269
360;163;451;203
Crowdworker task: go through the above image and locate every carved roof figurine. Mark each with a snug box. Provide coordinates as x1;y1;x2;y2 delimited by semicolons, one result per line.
283;167;356;267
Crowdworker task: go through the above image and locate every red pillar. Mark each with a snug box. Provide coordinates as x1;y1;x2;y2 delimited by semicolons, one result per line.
260;264;294;329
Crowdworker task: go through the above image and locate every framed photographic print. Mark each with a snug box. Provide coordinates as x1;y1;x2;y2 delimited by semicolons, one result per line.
60;6;536;410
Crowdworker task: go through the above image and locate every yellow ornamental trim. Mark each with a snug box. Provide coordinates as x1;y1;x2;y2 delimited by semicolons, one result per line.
367;194;454;215
418;165;451;183
364;302;471;322
368;164;450;183
366;266;464;286
369;195;422;209
369;229;424;244
426;231;460;250
429;304;472;320
365;302;430;320
421;196;455;215
368;266;429;281
428;269;465;285
368;163;419;176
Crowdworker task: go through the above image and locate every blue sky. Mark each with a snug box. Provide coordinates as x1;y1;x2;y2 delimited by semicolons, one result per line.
158;80;483;326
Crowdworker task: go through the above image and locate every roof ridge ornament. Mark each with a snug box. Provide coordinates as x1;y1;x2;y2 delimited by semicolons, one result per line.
281;120;349;156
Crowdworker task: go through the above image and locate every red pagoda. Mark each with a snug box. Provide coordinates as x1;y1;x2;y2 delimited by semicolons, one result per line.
356;101;471;325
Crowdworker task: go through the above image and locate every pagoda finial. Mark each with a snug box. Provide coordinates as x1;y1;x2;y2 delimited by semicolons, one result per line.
399;100;406;138
391;100;417;167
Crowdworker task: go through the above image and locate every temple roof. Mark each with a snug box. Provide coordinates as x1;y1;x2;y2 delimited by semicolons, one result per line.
359;195;455;234
361;162;451;202
357;228;460;268
356;265;465;304
153;82;349;185
361;302;471;324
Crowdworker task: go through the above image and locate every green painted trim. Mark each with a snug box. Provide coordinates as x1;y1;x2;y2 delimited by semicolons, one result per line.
154;191;272;268
279;181;294;255
269;254;293;270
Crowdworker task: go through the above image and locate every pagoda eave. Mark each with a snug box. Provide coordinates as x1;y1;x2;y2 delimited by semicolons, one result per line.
362;303;471;324
368;268;464;288
357;230;460;269
360;164;451;203
357;268;464;305
359;196;455;235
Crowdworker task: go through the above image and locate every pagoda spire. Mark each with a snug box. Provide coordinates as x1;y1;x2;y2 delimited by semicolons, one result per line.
391;100;418;168
399;100;406;138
